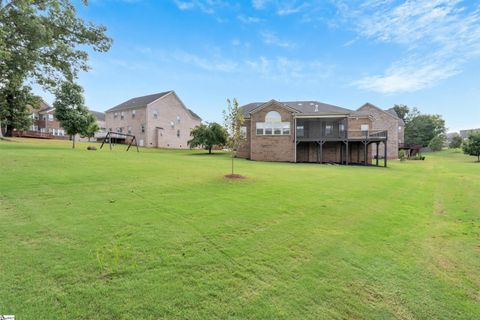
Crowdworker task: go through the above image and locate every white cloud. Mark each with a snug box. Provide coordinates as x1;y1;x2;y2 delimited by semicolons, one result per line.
344;0;480;93
276;2;309;16
260;31;295;48
353;56;460;93
252;0;269;10
237;15;263;23
173;0;229;14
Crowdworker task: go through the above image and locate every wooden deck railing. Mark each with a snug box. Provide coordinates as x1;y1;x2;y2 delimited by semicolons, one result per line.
13;131;54;139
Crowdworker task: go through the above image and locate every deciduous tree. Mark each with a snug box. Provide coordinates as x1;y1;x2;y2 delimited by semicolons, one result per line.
393;104;410;122
188;122;227;154
53;82;93;148
81;113;99;142
0;0;112;136
449;134;463;149
428;135;445;151
463;132;480;162
222;98;244;176
405;113;446;147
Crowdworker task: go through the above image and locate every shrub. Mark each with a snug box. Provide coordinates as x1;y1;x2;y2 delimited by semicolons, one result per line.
428;135;444;151
399;149;406;161
87;145;97;151
410;154;425;160
449;134;463;149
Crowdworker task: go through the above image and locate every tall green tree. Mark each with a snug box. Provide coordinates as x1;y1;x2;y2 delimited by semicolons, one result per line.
188;122;227;154
0;80;41;135
222;98;244;176
393;104;410;122
53;81;93;148
0;0;112;136
405;113;446;146
462;132;480;162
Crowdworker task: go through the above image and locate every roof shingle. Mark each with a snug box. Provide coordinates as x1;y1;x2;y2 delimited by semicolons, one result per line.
240;100;353;117
106;91;172;112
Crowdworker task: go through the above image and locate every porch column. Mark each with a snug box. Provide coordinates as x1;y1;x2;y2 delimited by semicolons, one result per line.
376;142;379;166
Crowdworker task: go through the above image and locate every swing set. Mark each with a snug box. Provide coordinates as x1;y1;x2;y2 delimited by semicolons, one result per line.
100;131;139;152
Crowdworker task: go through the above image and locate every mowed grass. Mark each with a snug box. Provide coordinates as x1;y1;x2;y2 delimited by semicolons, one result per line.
0;138;479;319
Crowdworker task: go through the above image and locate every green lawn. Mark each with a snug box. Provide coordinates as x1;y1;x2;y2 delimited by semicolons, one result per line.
0;138;479;319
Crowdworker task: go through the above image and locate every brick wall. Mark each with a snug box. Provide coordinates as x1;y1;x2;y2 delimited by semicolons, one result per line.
356;104;401;159
250;103;295;162
146;93;201;148
237;119;251;159
106;107;148;146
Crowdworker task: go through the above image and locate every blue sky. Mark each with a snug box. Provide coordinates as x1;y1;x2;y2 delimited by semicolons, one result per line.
37;0;480;131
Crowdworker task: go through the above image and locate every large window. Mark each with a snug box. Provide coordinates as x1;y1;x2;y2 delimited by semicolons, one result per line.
256;111;290;135
120;112;124;120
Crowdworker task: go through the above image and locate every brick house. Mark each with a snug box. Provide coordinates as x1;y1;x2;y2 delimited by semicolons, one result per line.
357;103;405;160
237;100;404;166
28;101;66;137
105;91;202;148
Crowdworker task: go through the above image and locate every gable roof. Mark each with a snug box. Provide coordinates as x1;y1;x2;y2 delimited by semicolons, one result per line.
187;108;202;121
106;91;172;112
358;103;405;125
240;100;353;117
91;111;105;121
386;107;405;125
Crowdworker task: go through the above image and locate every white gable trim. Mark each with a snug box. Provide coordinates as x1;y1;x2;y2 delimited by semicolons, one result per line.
249;99;298;115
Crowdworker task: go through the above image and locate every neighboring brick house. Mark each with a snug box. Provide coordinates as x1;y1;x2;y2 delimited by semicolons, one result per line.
105;91;202;148
357;103;405;159
237;100;399;166
91;111;107;140
28;101;66;137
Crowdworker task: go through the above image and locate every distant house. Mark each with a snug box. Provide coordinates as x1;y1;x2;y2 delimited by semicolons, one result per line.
28;101;66;137
357;103;405;159
91;111;107;140
105;91;202;148
460;128;480;139
237;99;404;165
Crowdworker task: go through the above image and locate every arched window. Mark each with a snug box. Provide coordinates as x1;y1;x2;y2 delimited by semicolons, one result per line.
265;111;281;122
256;111;290;136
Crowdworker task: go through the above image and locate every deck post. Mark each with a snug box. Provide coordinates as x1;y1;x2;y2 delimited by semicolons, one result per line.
384;141;387;167
345;141;349;165
294;117;297;163
364;141;368;166
319;141;323;164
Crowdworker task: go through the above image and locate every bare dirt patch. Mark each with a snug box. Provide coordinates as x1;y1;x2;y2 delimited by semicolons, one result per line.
224;174;246;180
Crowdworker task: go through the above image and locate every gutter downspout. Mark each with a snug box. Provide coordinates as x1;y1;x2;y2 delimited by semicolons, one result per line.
294;115;297;163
